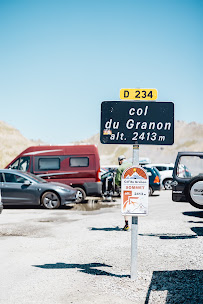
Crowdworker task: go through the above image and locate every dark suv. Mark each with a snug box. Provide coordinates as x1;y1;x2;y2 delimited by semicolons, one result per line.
172;152;203;209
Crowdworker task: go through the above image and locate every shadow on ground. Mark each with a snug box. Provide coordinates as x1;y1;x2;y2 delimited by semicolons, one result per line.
183;211;203;218
90;226;122;231
188;221;203;224
3;205;73;210
3;201;115;211
33;262;129;278
145;270;203;304
139;233;197;239
191;227;203;236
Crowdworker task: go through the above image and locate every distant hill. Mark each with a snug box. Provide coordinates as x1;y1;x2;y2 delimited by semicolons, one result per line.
77;121;203;165
0;121;41;168
0;120;202;168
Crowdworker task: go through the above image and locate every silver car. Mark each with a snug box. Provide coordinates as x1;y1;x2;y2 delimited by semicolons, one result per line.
0;169;77;209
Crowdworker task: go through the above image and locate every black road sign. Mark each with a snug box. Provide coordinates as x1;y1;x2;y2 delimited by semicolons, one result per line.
100;101;174;145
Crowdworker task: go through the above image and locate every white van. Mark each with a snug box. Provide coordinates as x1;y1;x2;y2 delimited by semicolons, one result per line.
149;163;174;190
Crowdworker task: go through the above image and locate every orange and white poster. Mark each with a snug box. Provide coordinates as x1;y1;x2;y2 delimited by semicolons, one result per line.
121;166;148;216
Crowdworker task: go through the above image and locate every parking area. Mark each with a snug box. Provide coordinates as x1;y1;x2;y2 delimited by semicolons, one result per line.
0;191;203;304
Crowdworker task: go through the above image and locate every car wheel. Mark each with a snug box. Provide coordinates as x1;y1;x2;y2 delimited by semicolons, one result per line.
41;191;61;209
75;187;86;203
187;176;203;209
163;179;173;190
149;186;153;196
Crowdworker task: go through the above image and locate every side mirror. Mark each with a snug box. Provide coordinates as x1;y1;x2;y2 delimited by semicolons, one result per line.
24;180;31;186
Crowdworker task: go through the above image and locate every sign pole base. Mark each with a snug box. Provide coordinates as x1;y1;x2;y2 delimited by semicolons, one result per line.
131;144;139;280
131;216;138;280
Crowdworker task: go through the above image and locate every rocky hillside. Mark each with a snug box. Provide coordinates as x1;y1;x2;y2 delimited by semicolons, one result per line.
0;121;41;168
0;120;202;168
78;121;203;165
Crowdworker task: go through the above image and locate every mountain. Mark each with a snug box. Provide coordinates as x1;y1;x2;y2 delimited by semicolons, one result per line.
77;120;203;165
0;121;41;168
0;120;202;168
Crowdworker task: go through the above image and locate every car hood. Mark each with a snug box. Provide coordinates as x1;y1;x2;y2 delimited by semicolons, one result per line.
46;182;76;191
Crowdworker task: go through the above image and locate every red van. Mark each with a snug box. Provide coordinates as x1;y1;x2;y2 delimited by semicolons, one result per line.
5;145;102;203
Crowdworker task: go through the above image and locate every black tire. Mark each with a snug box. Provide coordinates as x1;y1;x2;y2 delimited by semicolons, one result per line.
163;179;173;190
75;187;86;203
41;191;61;209
187;176;203;209
149;186;153;196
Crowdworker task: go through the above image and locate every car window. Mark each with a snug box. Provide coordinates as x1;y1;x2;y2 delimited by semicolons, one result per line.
143;167;152;176
27;173;46;183
0;173;4;182
9;159;20;169
38;158;60;170
177;156;203;178
4;173;27;183
156;166;166;171
15;171;46;183
9;157;30;171
19;157;30;171
69;157;89;167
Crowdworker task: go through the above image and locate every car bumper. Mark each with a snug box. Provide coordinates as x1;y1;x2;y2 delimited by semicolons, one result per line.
83;182;102;196
60;191;77;205
151;183;161;192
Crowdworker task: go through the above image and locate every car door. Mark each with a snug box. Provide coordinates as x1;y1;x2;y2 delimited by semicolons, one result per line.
1;172;39;205
172;153;201;202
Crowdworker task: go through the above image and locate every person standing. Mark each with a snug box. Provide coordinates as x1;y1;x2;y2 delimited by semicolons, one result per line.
115;155;131;231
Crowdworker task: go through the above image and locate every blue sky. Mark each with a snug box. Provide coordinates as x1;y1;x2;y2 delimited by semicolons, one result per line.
0;0;202;144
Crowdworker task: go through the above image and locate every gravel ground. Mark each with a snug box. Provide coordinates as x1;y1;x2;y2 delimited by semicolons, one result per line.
0;191;202;304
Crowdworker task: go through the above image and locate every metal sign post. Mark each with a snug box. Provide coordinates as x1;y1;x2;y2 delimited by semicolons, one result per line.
100;94;174;281
120;145;148;280
131;144;139;280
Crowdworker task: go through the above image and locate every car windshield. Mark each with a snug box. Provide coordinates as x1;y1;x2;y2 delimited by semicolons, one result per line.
20;172;47;183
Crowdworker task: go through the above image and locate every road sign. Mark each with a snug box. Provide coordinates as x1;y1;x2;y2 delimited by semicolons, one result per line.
121;166;148;216
100;101;174;145
120;88;158;100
